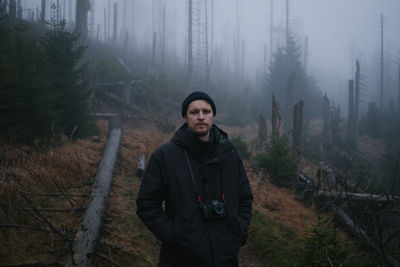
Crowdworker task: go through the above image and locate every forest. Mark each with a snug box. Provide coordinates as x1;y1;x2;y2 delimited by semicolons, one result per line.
0;0;400;266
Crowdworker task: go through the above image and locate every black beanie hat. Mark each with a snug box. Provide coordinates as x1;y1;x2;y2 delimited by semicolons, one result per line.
181;91;216;117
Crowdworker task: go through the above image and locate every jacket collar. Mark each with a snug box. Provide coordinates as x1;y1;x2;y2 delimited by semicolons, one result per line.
171;123;233;163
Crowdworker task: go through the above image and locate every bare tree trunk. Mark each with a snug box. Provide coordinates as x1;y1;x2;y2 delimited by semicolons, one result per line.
68;0;72;25
41;0;46;24
234;0;240;80
303;36;308;69
151;31;157;69
292;100;304;163
75;0;90;44
347;79;356;147
107;0;111;42
186;0;193;91
398;64;400;111
161;4;166;68
112;2;117;48
322;94;331;151
270;0;273;64
9;0;16;23
285;0;289;48
90;0;95;38
205;1;210;90
103;7;107;44
272;94;281;141
285;71;296;136
16;0;21;18
263;43;267;74
354;60;360;144
380;13;384;110
242;39;245;81
56;0;59;23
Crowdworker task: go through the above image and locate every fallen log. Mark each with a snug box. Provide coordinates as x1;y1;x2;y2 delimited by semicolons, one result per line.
318;190;399;202
330;205;400;267
90;113;120;119
96;88;144;113
69;116;122;267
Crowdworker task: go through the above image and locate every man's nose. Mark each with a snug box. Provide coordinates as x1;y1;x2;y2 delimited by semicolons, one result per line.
198;111;205;119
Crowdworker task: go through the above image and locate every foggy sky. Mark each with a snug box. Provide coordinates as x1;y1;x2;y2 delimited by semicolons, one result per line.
23;0;400;110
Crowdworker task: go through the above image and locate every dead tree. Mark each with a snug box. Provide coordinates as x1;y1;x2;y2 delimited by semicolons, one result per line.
70;116;122;267
271;94;281;141
269;0;274;64
354;60;361;141
9;0;16;23
258;114;267;150
41;0;46;24
380;13;384;110
205;1;210;89
285;71;296;136
398;64;400;111
112;2;117;48
75;0;90;44
186;0;193;90
161;4;166;68
151;31;157;69
318;190;399;202
329;205;400;267
90;0;95;38
322;94;331;151
347;80;356;147
292;100;303;163
16;0;21;18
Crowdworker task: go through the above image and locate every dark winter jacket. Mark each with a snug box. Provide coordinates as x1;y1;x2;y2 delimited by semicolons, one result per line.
136;124;253;267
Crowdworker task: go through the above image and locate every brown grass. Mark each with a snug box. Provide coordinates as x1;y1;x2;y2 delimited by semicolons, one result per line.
0;120;107;265
247;167;316;237
0;116;366;266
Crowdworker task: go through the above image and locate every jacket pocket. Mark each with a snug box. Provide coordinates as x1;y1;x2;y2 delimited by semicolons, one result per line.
227;205;247;245
173;207;206;252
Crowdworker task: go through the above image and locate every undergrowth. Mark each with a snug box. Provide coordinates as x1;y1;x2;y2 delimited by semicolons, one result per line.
249;209;302;266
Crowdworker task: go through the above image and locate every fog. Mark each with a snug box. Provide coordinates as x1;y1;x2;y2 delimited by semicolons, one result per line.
22;0;400;112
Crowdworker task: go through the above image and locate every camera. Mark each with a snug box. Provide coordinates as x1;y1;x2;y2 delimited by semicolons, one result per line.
200;200;226;219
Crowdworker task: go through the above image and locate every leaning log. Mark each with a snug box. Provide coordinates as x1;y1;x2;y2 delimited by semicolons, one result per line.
330;205;400;267
69;116;122;267
318;190;399;203
96;87;144;113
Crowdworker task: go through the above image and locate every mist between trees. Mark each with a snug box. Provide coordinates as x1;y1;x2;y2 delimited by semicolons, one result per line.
1;1;400;265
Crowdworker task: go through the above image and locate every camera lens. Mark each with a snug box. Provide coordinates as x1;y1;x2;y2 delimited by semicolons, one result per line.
214;204;223;214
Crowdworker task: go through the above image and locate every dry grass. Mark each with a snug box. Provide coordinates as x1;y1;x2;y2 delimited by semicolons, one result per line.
247;166;316;237
0;120;107;265
0;115;369;266
91;122;172;266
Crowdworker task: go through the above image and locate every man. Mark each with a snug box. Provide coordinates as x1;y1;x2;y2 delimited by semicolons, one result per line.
136;91;253;266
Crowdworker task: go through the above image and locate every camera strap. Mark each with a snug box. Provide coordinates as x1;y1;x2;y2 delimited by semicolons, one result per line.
183;149;225;205
184;149;202;204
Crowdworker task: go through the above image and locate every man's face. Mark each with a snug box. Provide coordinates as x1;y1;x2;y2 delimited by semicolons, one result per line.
184;100;214;140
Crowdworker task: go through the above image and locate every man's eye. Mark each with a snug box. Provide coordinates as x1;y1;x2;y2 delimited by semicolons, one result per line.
203;110;211;114
190;110;199;115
